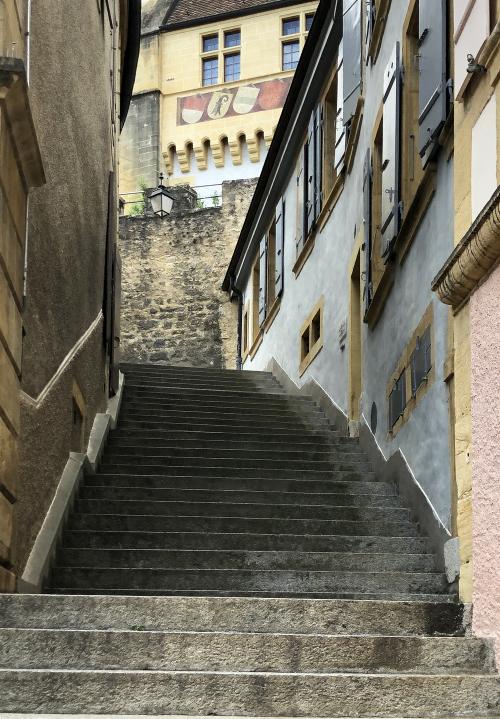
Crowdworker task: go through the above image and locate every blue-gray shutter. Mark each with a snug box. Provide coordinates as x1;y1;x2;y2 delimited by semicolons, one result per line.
362;148;372;314
365;0;375;59
334;43;346;170
381;42;402;259
258;236;267;326
275;198;285;298
296;151;305;256
306;113;315;236
343;0;362;124
418;0;448;162
314;104;323;220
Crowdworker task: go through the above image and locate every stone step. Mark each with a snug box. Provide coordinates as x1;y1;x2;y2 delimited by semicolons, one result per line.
62;530;431;553
120;391;314;409
120;364;273;379
104;444;363;460
48;567;449;595
125;383;288;398
86;473;383;493
0;629;490;674
56;548;437;572
0;595;466;635
125;376;283;391
74;499;411;523
2;668;498;715
119;404;326;424
117;417;332;432
108;435;352;450
95;463;372;479
110;428;342;443
67;513;419;537
79;485;399;507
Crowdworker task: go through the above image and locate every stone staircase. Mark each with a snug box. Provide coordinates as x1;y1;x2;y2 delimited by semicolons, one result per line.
1;362;499;715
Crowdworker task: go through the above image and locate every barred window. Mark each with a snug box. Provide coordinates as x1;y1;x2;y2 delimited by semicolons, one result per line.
410;326;432;396
389;370;406;429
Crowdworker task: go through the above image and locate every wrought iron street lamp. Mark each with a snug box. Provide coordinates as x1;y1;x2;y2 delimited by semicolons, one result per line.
149;173;174;217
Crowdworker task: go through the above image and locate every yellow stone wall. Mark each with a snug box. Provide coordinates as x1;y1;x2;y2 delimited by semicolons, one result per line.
122;1;317;193
452;0;500;601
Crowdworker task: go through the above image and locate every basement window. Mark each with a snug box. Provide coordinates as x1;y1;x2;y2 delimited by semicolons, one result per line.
299;298;324;376
388;370;406;430
410;326;431;396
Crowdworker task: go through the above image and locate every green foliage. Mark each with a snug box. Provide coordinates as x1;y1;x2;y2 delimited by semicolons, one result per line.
211;193;220;207
128;176;148;216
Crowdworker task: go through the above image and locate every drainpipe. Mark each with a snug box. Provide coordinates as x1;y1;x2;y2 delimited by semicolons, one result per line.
229;275;243;371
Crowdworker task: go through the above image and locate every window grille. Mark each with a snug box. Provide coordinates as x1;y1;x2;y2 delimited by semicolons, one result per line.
410;326;431;395
389;370;406;429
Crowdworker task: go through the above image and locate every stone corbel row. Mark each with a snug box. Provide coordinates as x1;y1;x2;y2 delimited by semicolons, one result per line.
432;186;500;310
163;129;275;175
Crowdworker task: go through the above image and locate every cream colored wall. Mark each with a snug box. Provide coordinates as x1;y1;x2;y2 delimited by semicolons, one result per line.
131;2;318;179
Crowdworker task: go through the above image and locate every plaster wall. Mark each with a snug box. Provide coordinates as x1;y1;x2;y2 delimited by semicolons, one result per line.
241;0;454;530
13;0;122;574
470;265;500;660
119;179;256;368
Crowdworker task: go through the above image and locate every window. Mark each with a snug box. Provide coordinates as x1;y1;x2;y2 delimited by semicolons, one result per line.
202;57;218;86
323;70;340;197
305;13;314;32
203;34;218;52
224;53;240;82
401;0;423;211
251;258;261;343
388;370;406;429
410;326;431;396
363;109;386;316
282;40;300;70
224;29;241;47
282;17;300;35
299;298;324;375
296;105;322;262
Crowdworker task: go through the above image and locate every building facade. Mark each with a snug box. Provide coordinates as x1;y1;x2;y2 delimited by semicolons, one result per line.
0;0;140;590
120;0;318;201
224;0;457;581
432;0;500;655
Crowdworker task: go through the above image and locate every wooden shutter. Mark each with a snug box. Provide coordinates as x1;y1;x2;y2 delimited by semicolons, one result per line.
454;0;490;96
365;0;375;59
381;43;402;259
306;113;315;236
418;0;448;162
334;42;346;171
362;148;372;314
295;151;305;256
275;198;285;298
343;0;362;124
314;104;323;220
258;236;267;326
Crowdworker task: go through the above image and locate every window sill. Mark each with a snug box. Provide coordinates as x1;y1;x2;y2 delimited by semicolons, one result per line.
363;264;395;329
367;0;392;65
248;330;263;360
318;172;345;232
292;232;316;278
345;96;364;174
397;162;437;265
263;296;281;333
299;338;323;377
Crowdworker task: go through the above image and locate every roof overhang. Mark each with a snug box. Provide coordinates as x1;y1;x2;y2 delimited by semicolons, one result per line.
222;0;342;292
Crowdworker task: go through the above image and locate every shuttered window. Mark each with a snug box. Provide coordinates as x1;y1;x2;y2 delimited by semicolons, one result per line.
306;114;315;237
343;0;362;126
388;370;406;429
335;42;346;171
295;150;305;256
362;148;373;314
258;236;267;327
418;0;448;163
275;198;285;299
365;0;375;56
301;105;323;250
410;326;431;395
381;42;402;259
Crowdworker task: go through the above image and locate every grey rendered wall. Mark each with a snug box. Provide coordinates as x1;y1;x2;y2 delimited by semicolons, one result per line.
241;0;454;532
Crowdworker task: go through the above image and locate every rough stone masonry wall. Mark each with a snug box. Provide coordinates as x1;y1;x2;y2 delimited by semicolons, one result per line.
119;179;257;368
